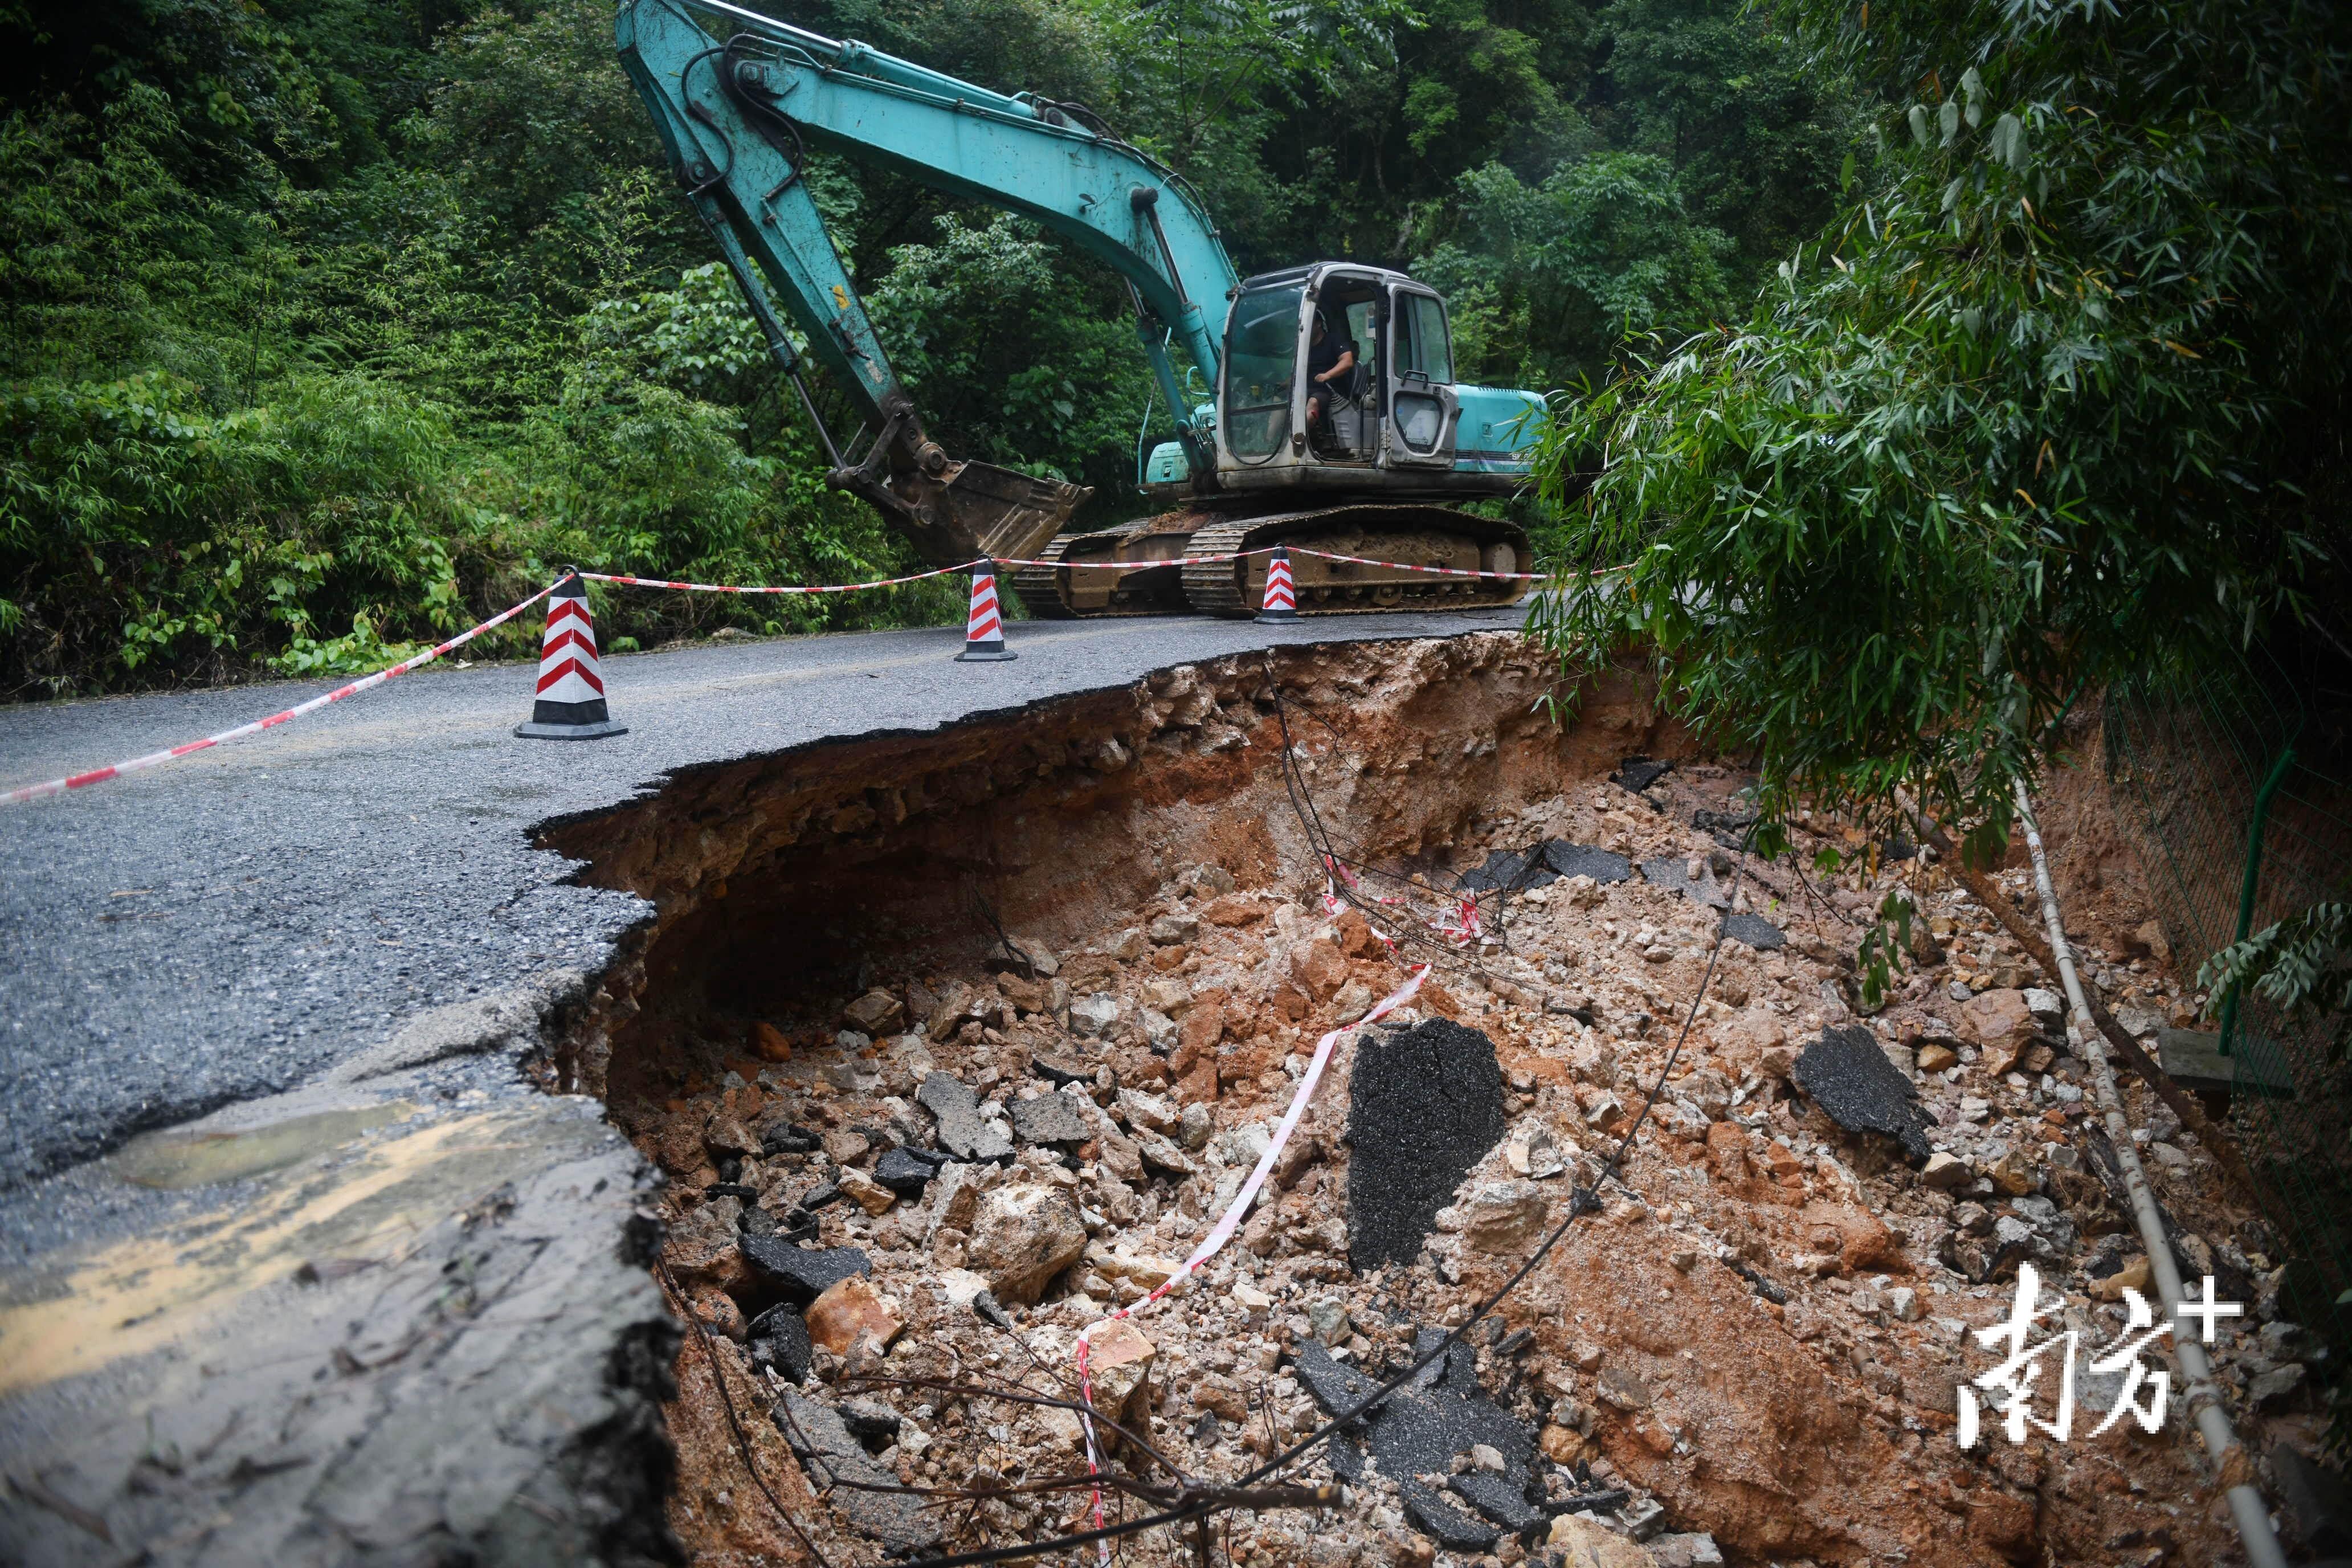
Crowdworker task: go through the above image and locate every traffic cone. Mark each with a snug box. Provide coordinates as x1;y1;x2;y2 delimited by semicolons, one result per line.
515;571;628;740
1255;544;1299;623
956;562;1016;662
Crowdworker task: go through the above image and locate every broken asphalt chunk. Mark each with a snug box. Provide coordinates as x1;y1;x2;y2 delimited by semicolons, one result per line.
1793;1025;1936;1161
1611;756;1674;793
1400;1483;1502;1552
1721;911;1784;950
1008;1091;1092;1146
740;1238;870;1305
1292;1339;1386;1423
1410;1327;1451;1390
1639;855;1733;910
1691;805;1756;836
777;1389;943;1554
916;1071;1012;1162
759;1122;819;1156
1541;841;1631;883
871;1147;937;1197
839;1398;904;1447
1030;1054;1091;1087
1728;1259;1788;1304
1451;1469;1543;1533
1351;1320;1538;1551
1455;845;1553;893
1456;840;1630;892
1347;1019;1506;1271
746;1302;812;1383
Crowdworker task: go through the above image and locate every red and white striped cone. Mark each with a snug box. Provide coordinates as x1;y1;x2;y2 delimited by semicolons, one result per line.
956;562;1016;662
1255;544;1299;623
515;571;628;740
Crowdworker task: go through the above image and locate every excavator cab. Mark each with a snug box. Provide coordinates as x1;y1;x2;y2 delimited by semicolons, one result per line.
1208;264;1502;496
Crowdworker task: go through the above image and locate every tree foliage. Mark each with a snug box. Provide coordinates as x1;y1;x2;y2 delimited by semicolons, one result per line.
1529;0;2352;855
2199;902;2352;1065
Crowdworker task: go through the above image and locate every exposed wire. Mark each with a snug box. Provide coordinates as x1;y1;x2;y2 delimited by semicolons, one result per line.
819;659;1753;1568
963;882;1039;981
1790;854;1863;928
1262;654;1541;985
1227;815;1759;1492
655;1260;839;1568
838;1375;1185;1488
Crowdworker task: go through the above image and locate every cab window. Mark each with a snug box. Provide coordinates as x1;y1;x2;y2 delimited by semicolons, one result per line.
1344;299;1378;379
1222;285;1303;459
1397;293;1453;385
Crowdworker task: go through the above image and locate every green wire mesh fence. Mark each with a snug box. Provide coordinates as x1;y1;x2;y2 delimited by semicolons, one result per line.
2103;640;2352;1345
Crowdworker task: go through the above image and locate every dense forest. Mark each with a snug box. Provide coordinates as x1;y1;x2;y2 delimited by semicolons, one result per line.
0;0;1850;695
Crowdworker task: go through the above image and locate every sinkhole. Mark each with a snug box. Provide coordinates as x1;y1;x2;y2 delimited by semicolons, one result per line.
529;631;1688;1564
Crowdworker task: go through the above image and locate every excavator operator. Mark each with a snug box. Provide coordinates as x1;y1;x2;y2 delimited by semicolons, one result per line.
1304;312;1358;439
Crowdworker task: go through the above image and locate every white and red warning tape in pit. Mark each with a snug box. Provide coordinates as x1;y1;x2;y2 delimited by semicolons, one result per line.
1317;853;1489;948
1072;962;1431;1557
0;582;559;808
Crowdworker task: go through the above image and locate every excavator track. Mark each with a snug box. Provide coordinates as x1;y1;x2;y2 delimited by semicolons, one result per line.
1011;514;1203;619
1178;504;1533;619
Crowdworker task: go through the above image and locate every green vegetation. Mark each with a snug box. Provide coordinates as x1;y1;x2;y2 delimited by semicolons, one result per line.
2203;902;2352;1065
1530;0;2352;855
1;0;1850;695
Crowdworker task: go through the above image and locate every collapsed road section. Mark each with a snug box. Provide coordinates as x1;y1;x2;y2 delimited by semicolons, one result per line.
0;612;1516;1566
544;637;2292;1566
0;627;2314;1566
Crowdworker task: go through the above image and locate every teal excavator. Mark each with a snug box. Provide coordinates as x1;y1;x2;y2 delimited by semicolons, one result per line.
616;0;1545;616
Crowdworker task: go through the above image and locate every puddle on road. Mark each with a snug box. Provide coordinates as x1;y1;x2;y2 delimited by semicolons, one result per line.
105;1102;416;1190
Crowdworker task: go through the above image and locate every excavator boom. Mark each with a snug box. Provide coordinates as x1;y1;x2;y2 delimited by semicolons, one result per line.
616;0;1242;564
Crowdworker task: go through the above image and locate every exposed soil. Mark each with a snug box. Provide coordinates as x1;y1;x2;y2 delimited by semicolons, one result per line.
2034;700;2171;971
538;634;2320;1568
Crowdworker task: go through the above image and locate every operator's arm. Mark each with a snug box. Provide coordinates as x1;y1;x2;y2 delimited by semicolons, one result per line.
1315;348;1357;385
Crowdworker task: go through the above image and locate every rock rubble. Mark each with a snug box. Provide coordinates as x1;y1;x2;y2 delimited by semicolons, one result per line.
615;737;2296;1568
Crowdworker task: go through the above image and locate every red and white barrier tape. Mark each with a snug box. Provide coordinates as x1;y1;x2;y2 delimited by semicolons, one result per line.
1005;546;1578;582
586;554;1263;589
0;583;558;808
577;562;974;595
989;550;1253;571
1071;962;1430;1556
585;548;1572;591
1288;546;1550;582
9;545;1613;807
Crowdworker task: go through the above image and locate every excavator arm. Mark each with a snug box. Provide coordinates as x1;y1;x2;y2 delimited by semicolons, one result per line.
615;0;1242;565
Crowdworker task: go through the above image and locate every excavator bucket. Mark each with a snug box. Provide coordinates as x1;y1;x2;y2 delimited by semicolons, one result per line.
883;457;1091;569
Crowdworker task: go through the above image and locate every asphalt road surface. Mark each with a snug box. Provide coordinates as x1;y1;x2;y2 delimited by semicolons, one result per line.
0;605;1532;1193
